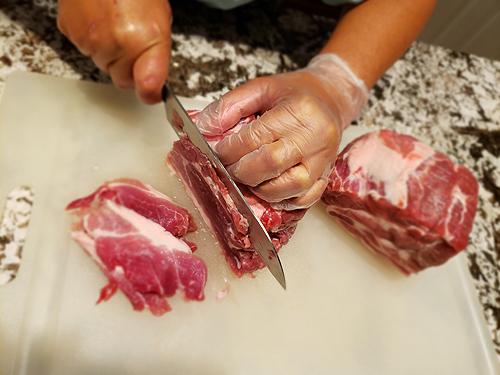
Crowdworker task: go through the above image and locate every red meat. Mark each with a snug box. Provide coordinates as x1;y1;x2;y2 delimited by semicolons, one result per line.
67;178;197;238
322;129;478;275
167;112;306;277
67;179;206;315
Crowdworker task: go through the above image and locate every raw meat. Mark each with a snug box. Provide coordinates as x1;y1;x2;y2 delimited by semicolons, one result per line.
67;178;197;237
167;112;306;277
67;179;207;315
321;129;478;275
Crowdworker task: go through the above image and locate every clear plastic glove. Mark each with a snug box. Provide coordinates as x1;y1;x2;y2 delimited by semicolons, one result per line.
196;54;368;210
57;0;172;104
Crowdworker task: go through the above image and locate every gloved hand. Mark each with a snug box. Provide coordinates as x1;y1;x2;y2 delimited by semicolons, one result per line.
196;53;368;210
57;0;172;104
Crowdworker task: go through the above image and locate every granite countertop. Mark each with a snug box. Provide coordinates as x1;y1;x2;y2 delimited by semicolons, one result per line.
1;0;500;364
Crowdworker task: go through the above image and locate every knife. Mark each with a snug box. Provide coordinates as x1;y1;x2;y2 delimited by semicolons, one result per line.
162;83;286;290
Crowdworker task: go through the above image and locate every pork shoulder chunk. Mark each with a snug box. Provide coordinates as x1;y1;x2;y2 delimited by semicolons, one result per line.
321;129;478;275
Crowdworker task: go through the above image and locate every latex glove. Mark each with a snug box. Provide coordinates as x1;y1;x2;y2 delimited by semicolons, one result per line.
57;0;172;104
196;54;368;210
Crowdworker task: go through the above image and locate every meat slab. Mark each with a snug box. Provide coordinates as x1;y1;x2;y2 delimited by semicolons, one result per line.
167;112;306;277
66;179;207;315
321;129;478;275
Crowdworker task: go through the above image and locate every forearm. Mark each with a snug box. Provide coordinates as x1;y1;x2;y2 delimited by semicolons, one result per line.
321;0;436;89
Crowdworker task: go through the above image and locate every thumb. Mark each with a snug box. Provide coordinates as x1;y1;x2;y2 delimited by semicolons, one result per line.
133;42;170;105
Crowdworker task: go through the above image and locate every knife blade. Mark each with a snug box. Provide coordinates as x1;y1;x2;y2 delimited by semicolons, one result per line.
162;83;286;290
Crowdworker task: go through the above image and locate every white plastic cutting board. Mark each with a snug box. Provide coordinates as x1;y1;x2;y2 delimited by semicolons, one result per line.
0;71;498;375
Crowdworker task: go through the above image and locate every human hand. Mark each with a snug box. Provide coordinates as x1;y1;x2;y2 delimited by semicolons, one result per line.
57;0;172;104
196;54;368;210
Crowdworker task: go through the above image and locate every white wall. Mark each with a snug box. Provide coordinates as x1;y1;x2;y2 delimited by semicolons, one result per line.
418;0;500;61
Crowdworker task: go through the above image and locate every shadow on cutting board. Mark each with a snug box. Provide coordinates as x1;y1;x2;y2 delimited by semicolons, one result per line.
307;204;407;282
21;330;230;375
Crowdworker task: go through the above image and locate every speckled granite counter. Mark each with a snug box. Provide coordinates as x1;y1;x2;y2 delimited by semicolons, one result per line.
1;0;500;362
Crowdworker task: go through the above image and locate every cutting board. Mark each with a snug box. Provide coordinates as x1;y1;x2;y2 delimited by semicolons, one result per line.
0;71;498;375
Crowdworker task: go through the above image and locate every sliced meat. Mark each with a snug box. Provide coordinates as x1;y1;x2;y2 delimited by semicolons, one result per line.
67;179;206;315
167;113;306;277
71;201;207;315
67;178;196;238
321;129;479;275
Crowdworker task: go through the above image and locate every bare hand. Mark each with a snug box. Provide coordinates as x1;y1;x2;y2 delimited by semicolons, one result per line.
57;0;172;104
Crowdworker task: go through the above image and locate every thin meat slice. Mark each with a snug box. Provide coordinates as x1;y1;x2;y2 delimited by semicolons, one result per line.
167;113;306;277
71;200;207;315
67;178;197;238
321;129;478;275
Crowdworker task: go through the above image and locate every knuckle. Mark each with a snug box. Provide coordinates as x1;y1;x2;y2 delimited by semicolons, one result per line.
247;119;274;147
87;20;109;48
87;20;165;59
292;166;314;190
294;94;323;115
263;145;284;172
323;123;341;144
292;95;340;145
265;140;300;173
114;21;163;51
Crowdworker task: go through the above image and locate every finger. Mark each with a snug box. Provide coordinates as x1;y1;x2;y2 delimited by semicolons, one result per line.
226;138;303;186
133;42;170;104
196;76;279;135
108;55;135;90
215;116;275;165
269;178;328;211
214;99;297;164
250;148;333;202
250;163;316;202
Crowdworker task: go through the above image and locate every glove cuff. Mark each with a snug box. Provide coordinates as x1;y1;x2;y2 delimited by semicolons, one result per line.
306;53;368;130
